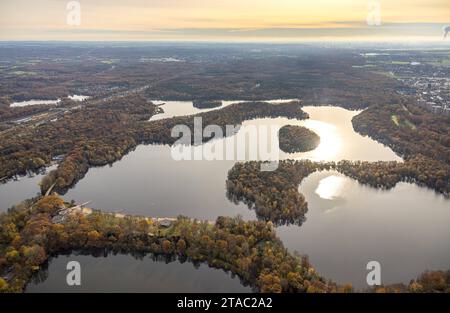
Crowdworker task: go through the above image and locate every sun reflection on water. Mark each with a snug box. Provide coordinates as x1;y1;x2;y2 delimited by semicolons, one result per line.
297;119;341;161
315;175;347;200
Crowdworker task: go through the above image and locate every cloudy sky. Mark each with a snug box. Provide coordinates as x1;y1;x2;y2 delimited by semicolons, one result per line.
0;0;449;41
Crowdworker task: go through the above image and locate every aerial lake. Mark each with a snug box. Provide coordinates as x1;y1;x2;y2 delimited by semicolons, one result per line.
10;99;61;107
10;95;89;107
277;171;450;289
149;99;299;121
1;103;448;290
0;165;57;210
26;254;251;293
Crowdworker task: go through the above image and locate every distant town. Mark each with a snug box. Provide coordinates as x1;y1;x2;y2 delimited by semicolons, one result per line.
362;51;450;117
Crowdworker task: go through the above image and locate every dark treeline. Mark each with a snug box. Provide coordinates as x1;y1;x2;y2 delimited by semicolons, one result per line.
278;125;320;153
192;100;222;109
369;270;450;293
227;160;332;226
139;100;308;145
227;159;449;226
0;195;334;293
337;157;448;194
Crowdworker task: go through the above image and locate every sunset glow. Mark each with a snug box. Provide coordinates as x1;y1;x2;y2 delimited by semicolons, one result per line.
1;0;449;41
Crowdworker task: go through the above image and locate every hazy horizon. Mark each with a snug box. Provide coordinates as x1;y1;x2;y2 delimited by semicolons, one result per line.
0;0;449;42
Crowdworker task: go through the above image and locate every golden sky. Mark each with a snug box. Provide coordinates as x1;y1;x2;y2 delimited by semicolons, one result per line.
0;0;449;40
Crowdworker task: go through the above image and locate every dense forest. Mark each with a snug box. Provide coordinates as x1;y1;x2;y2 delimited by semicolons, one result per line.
142;54;403;109
352;101;449;194
227;158;449;226
0;44;403;110
0;103;55;123
139;100;308;145
227;160;332;225
353;101;450;164
226;99;450;226
1;195;448;293
0;97;308;194
6;95;444;199
0;195;334;293
192;100;223;109
278;125;320;153
0;94;156;193
1;44;449;294
370;270;450;293
336;157;448;194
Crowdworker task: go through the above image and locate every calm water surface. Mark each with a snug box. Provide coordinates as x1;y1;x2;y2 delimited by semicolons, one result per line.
10;95;89;107
149;99;299;121
277;171;450;288
10;99;60;107
2;103;449;290
0;165;57;210
26;254;251;293
63;106;400;216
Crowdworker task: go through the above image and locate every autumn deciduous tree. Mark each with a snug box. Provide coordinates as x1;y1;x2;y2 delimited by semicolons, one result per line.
5;249;20;263
35;195;64;214
0;278;8;291
287;272;303;291
3;195;447;294
0;223;18;244
414;271;449;292
87;230;101;247
176;239;186;253
22;245;47;268
258;273;282;293
162;240;173;254
279;125;320;153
